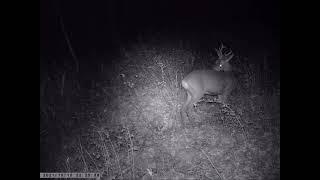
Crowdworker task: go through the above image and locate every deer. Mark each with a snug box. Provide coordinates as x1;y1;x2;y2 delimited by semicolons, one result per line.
181;44;235;124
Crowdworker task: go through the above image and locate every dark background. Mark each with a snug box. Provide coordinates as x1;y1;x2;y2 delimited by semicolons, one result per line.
40;0;280;60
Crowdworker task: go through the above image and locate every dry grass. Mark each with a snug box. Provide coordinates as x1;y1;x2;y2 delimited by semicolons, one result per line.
40;40;279;179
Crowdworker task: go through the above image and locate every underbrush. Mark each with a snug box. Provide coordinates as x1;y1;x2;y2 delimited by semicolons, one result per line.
40;41;280;179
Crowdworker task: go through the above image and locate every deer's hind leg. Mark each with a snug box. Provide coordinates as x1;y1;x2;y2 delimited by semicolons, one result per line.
181;89;203;125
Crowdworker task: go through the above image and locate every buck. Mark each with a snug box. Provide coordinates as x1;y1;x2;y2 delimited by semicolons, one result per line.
181;44;235;123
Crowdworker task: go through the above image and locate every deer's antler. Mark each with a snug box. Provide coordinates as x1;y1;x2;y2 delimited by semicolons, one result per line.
215;43;233;61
